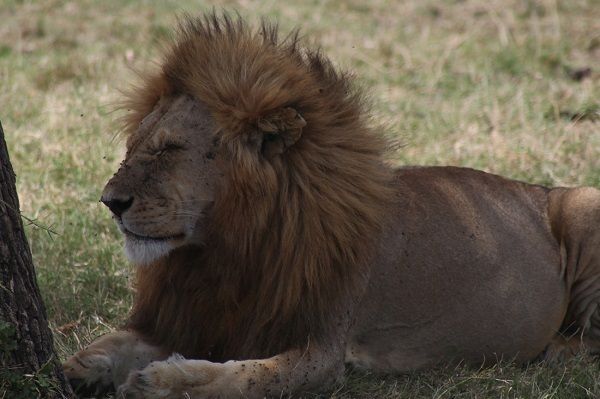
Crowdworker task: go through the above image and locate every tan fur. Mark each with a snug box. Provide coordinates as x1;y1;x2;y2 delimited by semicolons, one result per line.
63;13;600;398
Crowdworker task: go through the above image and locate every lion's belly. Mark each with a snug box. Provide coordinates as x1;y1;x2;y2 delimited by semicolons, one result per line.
347;167;569;372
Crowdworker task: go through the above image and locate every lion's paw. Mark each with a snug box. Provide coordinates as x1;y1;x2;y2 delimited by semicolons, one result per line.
116;355;231;399
63;351;115;397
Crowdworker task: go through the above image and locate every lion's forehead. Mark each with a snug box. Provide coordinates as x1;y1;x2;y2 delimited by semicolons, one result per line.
128;94;217;155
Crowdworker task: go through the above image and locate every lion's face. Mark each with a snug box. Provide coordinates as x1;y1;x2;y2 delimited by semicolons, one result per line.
101;95;221;265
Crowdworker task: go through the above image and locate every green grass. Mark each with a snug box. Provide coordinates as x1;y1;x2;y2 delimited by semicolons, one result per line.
1;0;599;397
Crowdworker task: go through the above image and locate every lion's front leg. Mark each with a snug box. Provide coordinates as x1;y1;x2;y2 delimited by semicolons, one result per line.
63;330;168;397
117;342;345;399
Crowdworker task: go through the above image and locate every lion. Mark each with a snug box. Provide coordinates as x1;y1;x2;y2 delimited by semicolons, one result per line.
63;13;600;398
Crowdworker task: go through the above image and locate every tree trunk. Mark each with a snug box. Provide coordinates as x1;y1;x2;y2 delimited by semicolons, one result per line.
0;121;73;398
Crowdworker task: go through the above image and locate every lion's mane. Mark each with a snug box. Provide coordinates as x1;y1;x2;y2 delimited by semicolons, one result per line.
120;14;394;361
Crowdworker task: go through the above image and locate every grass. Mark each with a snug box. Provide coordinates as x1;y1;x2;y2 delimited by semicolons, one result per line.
0;0;599;397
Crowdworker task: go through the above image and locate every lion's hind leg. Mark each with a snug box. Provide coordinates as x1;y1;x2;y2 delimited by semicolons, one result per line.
548;187;600;363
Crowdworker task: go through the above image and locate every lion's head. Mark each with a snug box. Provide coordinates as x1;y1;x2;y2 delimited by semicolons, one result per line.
103;14;394;359
102;95;221;265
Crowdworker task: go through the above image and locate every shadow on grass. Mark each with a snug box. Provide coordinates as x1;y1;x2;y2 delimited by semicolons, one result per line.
323;355;600;398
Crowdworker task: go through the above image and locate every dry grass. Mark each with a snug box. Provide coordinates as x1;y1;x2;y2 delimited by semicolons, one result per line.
1;0;599;397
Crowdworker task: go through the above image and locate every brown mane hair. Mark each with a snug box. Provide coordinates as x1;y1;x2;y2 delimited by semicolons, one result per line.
120;13;394;361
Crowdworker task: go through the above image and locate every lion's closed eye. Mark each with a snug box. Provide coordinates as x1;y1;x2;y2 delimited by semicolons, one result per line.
152;142;185;157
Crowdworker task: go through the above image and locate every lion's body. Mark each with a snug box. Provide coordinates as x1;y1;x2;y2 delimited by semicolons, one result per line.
350;166;578;371
63;14;600;399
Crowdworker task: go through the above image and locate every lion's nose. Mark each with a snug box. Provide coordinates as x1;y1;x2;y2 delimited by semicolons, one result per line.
101;196;134;218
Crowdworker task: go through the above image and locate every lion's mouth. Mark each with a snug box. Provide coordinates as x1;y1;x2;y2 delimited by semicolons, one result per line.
122;228;185;242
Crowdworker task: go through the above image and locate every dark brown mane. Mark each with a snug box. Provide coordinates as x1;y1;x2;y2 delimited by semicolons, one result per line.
121;13;394;361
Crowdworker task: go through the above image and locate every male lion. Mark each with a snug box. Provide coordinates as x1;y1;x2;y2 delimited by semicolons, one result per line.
63;14;600;398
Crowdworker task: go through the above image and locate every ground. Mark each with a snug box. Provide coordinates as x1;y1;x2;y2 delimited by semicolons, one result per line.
0;0;599;397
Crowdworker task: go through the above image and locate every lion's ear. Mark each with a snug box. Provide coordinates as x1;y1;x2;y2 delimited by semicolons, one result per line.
257;107;306;159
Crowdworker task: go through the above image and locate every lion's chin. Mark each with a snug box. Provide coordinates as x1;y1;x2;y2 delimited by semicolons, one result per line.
124;237;174;266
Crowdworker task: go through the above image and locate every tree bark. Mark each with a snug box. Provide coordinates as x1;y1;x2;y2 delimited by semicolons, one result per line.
0;121;73;398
